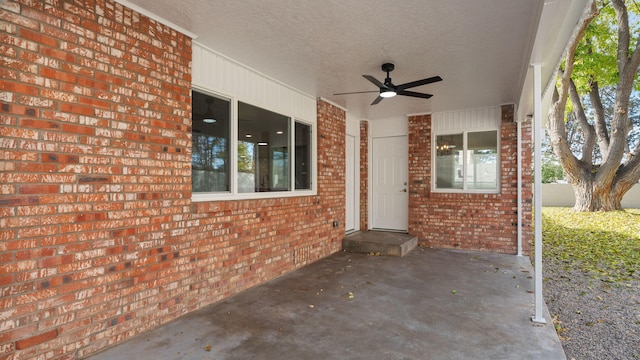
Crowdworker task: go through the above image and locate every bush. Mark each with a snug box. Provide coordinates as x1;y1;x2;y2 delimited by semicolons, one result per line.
541;162;564;183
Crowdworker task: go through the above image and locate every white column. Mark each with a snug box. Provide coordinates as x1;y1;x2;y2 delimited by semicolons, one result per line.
517;118;522;257
532;63;547;324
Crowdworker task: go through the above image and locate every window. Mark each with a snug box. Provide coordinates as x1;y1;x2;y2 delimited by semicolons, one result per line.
435;130;498;191
192;91;230;192
238;102;290;192
295;122;311;189
192;90;314;199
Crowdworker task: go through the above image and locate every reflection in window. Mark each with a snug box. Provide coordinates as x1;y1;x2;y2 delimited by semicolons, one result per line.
238;102;290;192
435;131;498;191
295;122;311;189
192;91;230;192
271;147;289;190
435;134;463;189
467;131;498;189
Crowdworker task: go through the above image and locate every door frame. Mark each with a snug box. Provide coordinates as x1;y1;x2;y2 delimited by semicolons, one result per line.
345;113;360;234
345;134;357;233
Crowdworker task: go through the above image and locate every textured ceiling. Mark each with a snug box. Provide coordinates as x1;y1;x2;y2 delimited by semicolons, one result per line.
124;0;543;120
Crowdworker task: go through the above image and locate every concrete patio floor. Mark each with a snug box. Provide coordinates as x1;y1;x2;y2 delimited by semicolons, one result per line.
89;247;565;360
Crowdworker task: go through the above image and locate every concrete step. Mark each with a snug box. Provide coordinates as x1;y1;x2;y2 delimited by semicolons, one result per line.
342;231;418;257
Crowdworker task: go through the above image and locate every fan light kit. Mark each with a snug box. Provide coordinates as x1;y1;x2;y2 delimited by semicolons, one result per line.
380;89;396;98
334;63;442;105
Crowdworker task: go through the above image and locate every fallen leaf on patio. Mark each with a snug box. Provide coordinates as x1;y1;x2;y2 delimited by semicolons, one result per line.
204;345;211;351
451;290;457;294
347;292;355;299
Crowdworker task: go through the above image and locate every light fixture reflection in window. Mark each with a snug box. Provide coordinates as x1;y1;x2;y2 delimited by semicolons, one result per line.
436;137;456;156
437;138;451;156
202;99;217;123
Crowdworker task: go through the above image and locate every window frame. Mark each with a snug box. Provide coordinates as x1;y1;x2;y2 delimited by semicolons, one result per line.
432;129;500;194
191;87;317;202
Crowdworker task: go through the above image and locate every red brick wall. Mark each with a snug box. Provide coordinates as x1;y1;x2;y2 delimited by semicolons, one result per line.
359;120;368;231
0;2;345;359
408;106;532;255
316;100;347;237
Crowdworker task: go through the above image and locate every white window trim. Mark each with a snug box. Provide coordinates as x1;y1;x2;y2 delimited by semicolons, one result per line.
431;129;501;194
191;87;317;202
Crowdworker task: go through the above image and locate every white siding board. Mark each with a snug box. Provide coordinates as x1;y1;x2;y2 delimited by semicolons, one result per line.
433;106;500;133
370;116;407;138
192;42;316;122
346;112;360;136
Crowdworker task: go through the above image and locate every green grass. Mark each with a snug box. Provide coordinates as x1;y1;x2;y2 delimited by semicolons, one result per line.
542;207;640;282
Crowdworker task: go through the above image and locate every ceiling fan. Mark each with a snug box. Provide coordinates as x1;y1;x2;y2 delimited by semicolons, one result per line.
334;63;442;105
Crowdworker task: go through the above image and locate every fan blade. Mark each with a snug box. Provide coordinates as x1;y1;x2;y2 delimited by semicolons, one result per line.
371;96;384;105
398;90;433;99
333;90;379;95
396;76;442;91
363;75;384;88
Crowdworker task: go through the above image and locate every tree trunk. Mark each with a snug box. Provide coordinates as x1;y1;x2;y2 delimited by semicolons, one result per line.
572;178;625;211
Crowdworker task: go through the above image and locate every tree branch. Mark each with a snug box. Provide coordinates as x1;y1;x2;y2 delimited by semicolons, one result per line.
612;0;630;73
598;0;640;185
614;151;640;194
569;78;596;164
547;0;598;184
588;81;610;161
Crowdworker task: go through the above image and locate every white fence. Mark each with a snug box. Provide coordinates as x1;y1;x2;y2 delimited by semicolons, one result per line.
542;183;640;208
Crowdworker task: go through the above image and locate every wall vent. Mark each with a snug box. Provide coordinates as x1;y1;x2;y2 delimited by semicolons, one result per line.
293;246;311;265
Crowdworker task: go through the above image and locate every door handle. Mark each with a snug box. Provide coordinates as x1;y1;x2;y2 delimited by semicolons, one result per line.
400;189;407;192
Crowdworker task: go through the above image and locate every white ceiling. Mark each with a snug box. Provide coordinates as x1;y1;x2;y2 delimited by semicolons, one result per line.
122;0;545;120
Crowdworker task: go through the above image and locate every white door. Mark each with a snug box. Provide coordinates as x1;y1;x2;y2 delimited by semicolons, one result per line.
345;135;356;232
372;136;408;231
